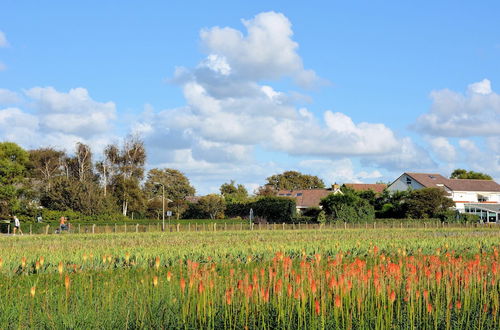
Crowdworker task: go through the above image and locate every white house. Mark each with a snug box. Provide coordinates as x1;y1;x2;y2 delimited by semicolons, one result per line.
387;172;500;222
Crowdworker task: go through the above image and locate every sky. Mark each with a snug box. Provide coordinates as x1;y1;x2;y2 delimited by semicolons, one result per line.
1;1;499;194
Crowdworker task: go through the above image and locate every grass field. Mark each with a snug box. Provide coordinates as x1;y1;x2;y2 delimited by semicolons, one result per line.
1;228;499;329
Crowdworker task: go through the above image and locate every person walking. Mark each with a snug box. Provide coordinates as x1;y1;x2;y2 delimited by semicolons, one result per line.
13;215;23;235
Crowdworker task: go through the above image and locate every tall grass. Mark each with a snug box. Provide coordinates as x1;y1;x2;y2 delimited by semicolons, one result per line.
0;228;499;329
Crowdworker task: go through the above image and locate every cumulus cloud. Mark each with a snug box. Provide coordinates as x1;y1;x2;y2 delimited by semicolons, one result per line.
299;158;383;184
415;79;500;137
0;87;118;152
425;136;457;162
0;88;21;104
200;11;321;87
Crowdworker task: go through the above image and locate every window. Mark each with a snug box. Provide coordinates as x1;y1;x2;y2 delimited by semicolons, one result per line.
406;177;412;185
286;193;292;196
478;195;488;202
296;193;303;196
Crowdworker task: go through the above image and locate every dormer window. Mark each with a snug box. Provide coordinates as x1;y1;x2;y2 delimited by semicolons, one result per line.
296;193;303;196
478;195;488;202
406;177;412;185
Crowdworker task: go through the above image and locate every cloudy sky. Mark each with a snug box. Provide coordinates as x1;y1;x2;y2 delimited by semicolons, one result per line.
1;1;499;194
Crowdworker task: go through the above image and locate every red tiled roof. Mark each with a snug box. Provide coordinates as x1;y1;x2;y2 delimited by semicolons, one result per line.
446;179;500;192
344;183;387;194
405;173;500;192
277;189;334;208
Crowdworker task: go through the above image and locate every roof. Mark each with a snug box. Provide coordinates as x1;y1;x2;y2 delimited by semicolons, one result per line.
277;189;334;208
405;172;500;192
445;179;500;192
344;183;387;194
405;173;450;188
465;203;500;212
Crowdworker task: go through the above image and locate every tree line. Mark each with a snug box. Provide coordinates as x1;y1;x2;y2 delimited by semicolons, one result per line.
0;139;490;223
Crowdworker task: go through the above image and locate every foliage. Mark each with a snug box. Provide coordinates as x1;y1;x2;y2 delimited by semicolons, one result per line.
404;187;455;219
0;229;499;328
197;194;226;219
254;184;276;196
450;168;492;180
265;170;325;190
226;197;296;223
144;168;196;219
220;180;248;203
0;142;30;217
320;191;375;223
40;176;118;216
437;210;481;223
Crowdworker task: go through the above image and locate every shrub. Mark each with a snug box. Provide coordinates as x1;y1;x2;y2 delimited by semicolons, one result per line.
320;192;375;223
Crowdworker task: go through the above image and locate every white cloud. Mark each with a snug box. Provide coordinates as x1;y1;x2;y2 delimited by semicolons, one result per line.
25;87;116;137
200;11;320;87
0;88;21;104
425;136;457;162
415;79;500;136
299;158;383;184
0;87;118;153
0;31;7;47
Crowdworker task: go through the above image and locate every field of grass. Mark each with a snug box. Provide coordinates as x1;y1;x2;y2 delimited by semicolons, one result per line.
1;228;499;329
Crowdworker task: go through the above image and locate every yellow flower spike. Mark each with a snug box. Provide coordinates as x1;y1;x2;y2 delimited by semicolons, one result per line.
39;256;45;267
0;257;3;269
153;276;159;287
58;262;64;275
125;252;130;263
21;256;27;268
155;256;160;270
106;255;112;264
30;286;36;298
82;253;88;262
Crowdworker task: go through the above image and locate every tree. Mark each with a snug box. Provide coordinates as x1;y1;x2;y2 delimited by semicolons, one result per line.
405;187;455;219
220;180;248;203
0;142;30;216
320;191;375;223
450;169;492;180
198;194;226;219
104;136;146;216
255;184;276;197
28;147;65;191
265;171;325;190
144;168;195;220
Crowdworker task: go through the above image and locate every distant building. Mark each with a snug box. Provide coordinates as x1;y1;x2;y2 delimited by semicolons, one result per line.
344;183;387;194
387;172;500;222
277;184;343;212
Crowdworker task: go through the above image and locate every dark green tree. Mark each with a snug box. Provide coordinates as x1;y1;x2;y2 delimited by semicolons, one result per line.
198;194;226;219
320;191;375;223
265;171;325;190
405;187;455;219
0;142;30;216
450;169;492;180
144;168;195;220
220;180;248;203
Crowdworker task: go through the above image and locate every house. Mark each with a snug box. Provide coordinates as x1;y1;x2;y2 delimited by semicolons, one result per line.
344;183;387;194
387;172;500;222
277;184;342;212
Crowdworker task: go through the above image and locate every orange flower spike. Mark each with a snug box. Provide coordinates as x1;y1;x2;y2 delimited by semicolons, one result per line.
427;303;433;314
21;256;27;268
315;299;320;315
166;271;172;282
35;261;40;271
39;256;45;266
153;276;158;287
456;300;462;310
334;295;342;308
154;256;160;270
180;278;186;292
58;261;64;275
230;268;235;277
64;275;71;290
287;284;293;297
0;257;3;269
389;291;396;303
310;280;317;294
198;281;205;294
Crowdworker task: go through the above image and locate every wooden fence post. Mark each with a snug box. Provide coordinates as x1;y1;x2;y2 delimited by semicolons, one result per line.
214;223;217;232
177;223;180;232
92;224;95;234
124;224;127;233
114;223;117;233
344;222;347;230
135;224;139;233
373;222;376;229
45;225;50;235
29;224;32;235
282;222;285;230
224;223;227;231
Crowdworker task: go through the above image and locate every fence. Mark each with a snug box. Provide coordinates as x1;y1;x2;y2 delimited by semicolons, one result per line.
1;220;499;236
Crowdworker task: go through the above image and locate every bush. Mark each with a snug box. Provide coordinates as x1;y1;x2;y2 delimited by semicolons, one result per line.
320;192;375;223
225;197;296;223
437;210;480;223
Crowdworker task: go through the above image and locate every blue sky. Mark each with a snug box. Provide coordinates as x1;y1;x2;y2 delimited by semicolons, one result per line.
1;1;499;193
